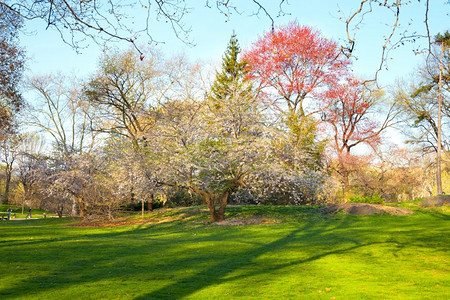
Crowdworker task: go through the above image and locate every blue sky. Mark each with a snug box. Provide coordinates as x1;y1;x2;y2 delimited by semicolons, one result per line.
20;1;449;85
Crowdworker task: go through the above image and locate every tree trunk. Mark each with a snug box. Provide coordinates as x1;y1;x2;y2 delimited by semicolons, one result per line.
22;184;28;214
216;191;230;222
3;163;12;205
76;197;85;217
141;198;145;219
189;186;219;222
72;198;78;216
205;193;218;222
342;171;350;194
57;204;64;218
339;164;350;199
436;41;444;195
148;194;154;212
130;188;136;203
21;183;27;214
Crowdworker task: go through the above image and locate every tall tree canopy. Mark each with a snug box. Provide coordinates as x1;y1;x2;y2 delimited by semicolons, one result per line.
323;78;386;155
395;33;450;153
208;33;256;139
243;22;349;118
0;4;24;139
0;0;191;53
322;77;394;191
0;0;289;55
85;48;161;142
243;22;350;169
155;34;265;222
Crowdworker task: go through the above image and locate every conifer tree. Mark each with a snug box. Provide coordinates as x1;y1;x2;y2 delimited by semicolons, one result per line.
210;32;250;100
208;33;257;139
189;33;262;221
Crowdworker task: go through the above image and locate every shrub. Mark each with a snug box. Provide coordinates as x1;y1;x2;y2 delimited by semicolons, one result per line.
349;194;385;204
125;198;164;211
242;169;327;206
164;189;202;208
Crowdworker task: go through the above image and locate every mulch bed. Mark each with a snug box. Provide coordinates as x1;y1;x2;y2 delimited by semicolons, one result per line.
72;219;150;227
323;203;414;216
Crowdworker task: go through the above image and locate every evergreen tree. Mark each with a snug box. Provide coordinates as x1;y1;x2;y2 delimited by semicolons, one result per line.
208;32;258;139
211;32;248;98
192;33;263;221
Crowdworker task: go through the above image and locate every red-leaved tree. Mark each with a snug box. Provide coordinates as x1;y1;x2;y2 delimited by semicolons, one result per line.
322;76;396;191
243;22;350;168
324;77;383;155
243;22;349;118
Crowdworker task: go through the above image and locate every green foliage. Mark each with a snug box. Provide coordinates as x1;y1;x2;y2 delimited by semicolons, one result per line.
349;194;385;204
0;205;448;299
284;113;325;170
125;190;201;210
412;84;433;98
0;205;26;214
435;31;450;47
209;32;252;108
433;169;450;195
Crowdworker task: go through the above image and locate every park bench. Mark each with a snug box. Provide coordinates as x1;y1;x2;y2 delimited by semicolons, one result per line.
1;214;10;220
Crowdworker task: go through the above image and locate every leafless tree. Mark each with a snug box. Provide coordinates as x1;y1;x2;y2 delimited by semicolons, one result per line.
0;0;293;55
23;74;99;215
342;0;447;82
15;133;44;211
26;73;97;155
0;134;21;203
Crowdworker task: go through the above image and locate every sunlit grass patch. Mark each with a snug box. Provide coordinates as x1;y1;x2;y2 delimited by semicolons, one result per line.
0;205;448;299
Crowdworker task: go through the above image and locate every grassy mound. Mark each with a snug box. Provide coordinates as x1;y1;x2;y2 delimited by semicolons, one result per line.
422;195;450;207
0;204;448;299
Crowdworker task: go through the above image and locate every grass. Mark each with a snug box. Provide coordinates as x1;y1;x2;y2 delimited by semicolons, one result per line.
0;204;448;299
0;205;57;219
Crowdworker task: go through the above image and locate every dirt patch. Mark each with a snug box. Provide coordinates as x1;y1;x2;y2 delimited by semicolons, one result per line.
324;203;414;216
421;195;450;207
216;216;279;226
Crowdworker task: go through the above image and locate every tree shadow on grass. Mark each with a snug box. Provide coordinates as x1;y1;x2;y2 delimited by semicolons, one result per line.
133;218;411;299
0;220;260;298
0;219;340;297
0;211;447;299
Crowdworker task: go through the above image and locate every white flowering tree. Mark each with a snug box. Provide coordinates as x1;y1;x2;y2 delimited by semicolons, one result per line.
151;35;269;221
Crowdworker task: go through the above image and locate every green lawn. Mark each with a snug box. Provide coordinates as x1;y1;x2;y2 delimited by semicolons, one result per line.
0;205;57;219
0;205;448;299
